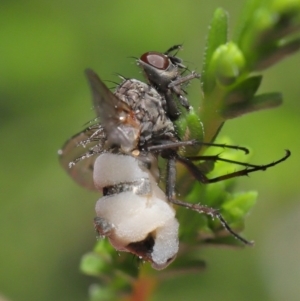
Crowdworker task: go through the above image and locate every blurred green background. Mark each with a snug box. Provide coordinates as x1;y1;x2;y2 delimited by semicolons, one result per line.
1;1;299;300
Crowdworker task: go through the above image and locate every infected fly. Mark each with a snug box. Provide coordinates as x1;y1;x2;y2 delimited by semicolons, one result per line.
59;70;181;268
59;68;290;269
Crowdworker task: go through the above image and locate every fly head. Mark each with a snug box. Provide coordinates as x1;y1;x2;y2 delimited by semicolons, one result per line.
137;45;200;120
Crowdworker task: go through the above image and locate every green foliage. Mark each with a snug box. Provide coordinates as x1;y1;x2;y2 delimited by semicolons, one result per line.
79;0;300;300
1;1;299;301
196;0;300;146
201;7;228;94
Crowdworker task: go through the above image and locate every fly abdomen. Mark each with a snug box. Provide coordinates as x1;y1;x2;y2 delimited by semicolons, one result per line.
103;178;151;196
93;152;149;190
93;152;179;269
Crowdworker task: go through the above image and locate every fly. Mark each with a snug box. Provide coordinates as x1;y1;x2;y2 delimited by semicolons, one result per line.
59;70;181;269
59;68;290;269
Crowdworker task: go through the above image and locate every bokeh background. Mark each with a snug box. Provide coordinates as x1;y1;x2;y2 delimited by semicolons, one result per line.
1;0;300;300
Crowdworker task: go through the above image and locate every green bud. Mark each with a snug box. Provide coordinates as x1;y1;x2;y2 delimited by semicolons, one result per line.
202;7;228;94
272;0;300;14
238;8;277;68
80;252;107;276
210;42;245;85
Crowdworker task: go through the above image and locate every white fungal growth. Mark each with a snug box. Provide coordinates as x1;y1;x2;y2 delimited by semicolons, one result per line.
93;153;149;190
93;153;179;269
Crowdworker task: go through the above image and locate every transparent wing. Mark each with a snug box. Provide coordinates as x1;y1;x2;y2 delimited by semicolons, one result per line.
85;69;131;119
85;69;140;151
59;69;140;190
58;124;106;190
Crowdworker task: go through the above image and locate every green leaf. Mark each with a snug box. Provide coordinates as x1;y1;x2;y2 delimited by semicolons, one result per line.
255;37;300;70
89;284;115;301
221;92;283;118
175;108;203;140
271;0;300;16
224;75;262;106
236;0;300;71
222;191;258;221
234;0;264;42
238;7;278;69
202;8;228;93
80;252;109;276
175;107;204;155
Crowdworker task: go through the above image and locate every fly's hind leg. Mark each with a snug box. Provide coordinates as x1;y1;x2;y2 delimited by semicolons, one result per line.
165;155;254;246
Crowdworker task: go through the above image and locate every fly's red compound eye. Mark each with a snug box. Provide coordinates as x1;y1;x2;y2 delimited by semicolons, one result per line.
140;52;170;70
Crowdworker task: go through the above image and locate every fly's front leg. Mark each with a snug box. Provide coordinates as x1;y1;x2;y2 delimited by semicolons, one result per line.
147;140;249;154
169;72;200;110
182;150;291;183
94;217;114;239
169;71;200;88
165;156;253;245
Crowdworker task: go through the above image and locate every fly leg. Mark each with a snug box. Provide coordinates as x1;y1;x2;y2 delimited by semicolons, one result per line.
94;217;114;239
164;44;200;113
164;44;183;56
165;150;290;244
165;155;254;245
169;72;200;88
168;72;200;111
147;139;249;154
179;150;291;183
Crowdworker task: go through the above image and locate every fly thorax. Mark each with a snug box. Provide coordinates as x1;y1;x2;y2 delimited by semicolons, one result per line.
115;79;177;144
